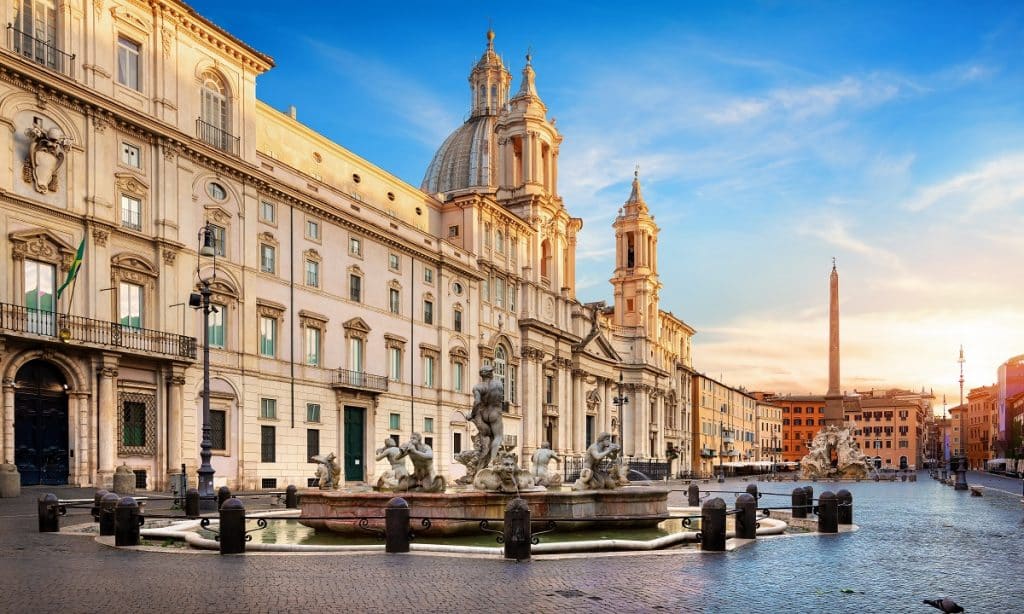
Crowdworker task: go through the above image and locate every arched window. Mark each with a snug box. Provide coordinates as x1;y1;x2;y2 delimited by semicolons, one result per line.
200;72;231;151
541;239;552;280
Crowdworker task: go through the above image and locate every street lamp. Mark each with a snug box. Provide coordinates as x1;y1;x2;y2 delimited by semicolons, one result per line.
612;373;629;451
189;223;218;511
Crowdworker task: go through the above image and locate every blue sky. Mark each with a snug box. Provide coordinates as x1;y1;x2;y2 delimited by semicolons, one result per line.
194;1;1024;404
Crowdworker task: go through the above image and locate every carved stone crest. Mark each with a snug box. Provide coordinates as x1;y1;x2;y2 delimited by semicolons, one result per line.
24;122;72;193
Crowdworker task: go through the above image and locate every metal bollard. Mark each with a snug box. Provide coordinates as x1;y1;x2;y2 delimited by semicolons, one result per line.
285;484;298;509
384;497;410;553
219;497;246;555
503;498;532;561
687;483;700;507
954;457;968;491
38;493;60;533
745;483;759;502
734;493;757;540
817;490;838;534
99;492;119;536
115;497;142;547
700;497;727;552
217;485;232;509
836;489;853;525
91;489;108;522
791;487;807;519
184;488;200;518
803;485;814;515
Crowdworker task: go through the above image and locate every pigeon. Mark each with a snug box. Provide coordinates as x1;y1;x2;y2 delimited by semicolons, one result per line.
923;597;964;613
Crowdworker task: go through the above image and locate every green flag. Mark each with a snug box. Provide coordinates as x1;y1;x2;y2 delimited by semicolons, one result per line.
57;236;86;299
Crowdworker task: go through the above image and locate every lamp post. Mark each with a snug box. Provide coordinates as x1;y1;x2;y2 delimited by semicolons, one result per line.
190;223;218;511
612;373;628;451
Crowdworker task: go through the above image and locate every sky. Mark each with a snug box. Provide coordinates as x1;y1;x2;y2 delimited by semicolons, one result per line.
192;1;1024;408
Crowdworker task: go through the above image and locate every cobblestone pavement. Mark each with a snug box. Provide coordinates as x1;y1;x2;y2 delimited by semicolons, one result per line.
2;472;1022;613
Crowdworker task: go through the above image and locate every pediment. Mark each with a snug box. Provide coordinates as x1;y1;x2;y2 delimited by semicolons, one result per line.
343;317;371;333
203;204;233;225
574;327;621;362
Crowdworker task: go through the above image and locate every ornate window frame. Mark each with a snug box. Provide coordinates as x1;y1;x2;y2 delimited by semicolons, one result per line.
117;388;156;457
111;253;158;328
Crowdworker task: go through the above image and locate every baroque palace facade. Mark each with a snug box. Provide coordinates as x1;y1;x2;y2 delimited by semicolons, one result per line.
0;0;696;490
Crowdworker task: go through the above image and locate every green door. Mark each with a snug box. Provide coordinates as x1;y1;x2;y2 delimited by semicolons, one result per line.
343;406;365;481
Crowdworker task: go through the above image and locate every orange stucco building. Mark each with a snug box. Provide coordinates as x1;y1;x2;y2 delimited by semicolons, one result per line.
966;385;997;470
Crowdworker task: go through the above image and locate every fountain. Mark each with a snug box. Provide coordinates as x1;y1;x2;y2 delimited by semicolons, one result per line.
299;369;669;536
799;424;871;480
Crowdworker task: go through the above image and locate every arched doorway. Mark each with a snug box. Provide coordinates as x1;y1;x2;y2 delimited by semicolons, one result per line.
14;360;69;485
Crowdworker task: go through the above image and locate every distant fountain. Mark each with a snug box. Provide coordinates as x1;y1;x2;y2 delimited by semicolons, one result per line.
800;424;870;479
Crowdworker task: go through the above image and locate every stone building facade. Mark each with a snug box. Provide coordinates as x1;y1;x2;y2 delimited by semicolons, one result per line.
0;1;695;490
966;384;997;470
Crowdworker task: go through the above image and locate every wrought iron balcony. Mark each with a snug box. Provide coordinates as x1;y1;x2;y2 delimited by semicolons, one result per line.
331;368;388;394
0;302;196;360
196;118;240;156
6;24;75;78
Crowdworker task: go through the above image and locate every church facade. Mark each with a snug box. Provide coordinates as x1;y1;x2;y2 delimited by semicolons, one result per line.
0;0;694;491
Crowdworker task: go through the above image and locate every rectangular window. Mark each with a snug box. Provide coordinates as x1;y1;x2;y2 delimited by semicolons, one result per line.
305;260;319;287
122;401;147;447
349;275;362;302
306;403;321;423
423;300;433;324
208;304;225;348
260;201;276;223
305;327;321;366
453;432;462;454
118;282;143;328
424;417;434;433
484;223;492;248
307;429;320;459
210;224;226;257
508;283;516;312
545;375;554;405
350;337;364;372
259;316;276;357
508;365;517;404
453;361;464;392
389;288;400;314
389;413;401;430
120;194;141;230
23;259;55;313
389;253;400;271
448;225;459;238
260;244;276;273
117;36;141;90
349;236;362;256
261;426;276;462
260;398;277;420
482;277;489;302
210;409;226;451
306;219;320;240
495;277;505;308
453;309;463;332
121;143;141;168
389;347;402;382
423;356;435;387
424;268;433;284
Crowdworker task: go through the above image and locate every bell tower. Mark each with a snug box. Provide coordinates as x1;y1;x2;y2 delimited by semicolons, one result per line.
469;29;511;118
611;170;661;332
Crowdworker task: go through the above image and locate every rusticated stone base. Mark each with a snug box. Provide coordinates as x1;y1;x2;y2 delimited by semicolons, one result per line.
299;486;669;536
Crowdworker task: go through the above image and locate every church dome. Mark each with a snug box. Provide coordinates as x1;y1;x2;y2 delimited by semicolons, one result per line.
420;114;496;194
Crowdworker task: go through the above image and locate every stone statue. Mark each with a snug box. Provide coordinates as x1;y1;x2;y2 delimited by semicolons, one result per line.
586;388;601;413
452;434;483;485
311;452;341;490
396;433;446;493
531;441;562;488
24;122;71;194
473;446;541;493
469;365;505;474
374;438;409;491
800;424;870;479
573;432;629;491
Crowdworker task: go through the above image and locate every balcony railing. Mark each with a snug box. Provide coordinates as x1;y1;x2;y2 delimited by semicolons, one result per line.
6;24;75;78
196;118;240;156
1;302;196;360
331;368;388;393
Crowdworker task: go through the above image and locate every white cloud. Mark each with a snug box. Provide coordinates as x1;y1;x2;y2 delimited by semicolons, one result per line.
796;214;903;270
902;153;1024;213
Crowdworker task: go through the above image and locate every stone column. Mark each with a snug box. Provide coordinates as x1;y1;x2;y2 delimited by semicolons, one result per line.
2;379;14;465
622;384;635;457
572;370;586;453
166;367;186;479
523;132;533;184
97;356;119;488
69;392;90;486
551;149;559;196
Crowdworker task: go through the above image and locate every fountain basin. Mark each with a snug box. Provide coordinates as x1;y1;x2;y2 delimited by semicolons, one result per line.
299;486;670;536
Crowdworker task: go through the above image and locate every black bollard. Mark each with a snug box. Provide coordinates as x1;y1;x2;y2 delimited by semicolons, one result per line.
803;485;814;515
384;497;410;553
285;484;298;509
687;483;700;507
745;483;759;502
503;498;532;561
791;487;807;519
734;493;757;540
836;489;853;525
91;489;108;522
184;488;200;518
115;497;142;547
219;498;246;555
217;485;231;509
817;490;838;534
99;493;119;536
38;493;60;533
700;497;727;552
954;457;968;491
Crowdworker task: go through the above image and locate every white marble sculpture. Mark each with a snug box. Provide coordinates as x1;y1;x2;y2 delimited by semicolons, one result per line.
25;123;72;194
800;424;870;479
531;441;562;488
374;438;409;491
573;432;629;490
397;433;446;493
311;452;341;490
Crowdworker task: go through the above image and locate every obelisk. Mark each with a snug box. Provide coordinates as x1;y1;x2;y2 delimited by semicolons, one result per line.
824;259;844;427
